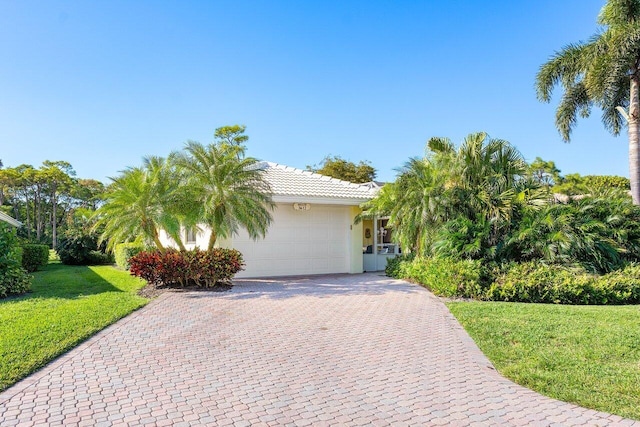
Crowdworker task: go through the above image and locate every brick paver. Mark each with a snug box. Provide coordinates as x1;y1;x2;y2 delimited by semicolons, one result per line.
1;273;638;426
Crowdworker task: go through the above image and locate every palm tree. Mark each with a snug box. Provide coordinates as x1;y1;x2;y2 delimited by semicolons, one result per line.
171;141;274;250
94;156;185;252
362;132;544;257
535;0;640;204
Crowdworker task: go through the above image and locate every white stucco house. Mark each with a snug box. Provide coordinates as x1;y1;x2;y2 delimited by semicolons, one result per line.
159;162;401;278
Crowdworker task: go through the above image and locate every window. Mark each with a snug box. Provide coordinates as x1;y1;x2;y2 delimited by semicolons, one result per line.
185;228;197;244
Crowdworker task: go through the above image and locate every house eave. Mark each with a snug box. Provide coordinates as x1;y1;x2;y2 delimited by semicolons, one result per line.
272;195;370;206
0;212;22;227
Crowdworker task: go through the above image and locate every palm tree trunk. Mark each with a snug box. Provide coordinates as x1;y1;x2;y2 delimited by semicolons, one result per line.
629;76;640;205
152;230;165;253
208;230;217;251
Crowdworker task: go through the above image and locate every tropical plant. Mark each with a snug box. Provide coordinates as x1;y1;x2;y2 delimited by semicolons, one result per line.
505;193;640;273
171;132;274;250
362;132;546;258
129;248;244;287
94;156;185;252
535;0;640;204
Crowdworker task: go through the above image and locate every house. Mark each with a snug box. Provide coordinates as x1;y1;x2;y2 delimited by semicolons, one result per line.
160;162;400;278
0;212;22;228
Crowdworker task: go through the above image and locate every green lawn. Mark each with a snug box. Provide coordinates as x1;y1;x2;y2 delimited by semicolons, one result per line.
0;262;148;391
447;301;640;420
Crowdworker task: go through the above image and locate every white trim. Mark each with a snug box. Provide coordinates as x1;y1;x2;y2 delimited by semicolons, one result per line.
0;212;22;227
272;195;369;205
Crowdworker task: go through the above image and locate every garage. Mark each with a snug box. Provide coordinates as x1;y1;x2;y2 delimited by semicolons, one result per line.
233;203;352;278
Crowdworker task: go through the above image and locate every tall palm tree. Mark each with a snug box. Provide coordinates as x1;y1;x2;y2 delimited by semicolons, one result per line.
171;141;274;250
94;156;185;252
536;0;640;204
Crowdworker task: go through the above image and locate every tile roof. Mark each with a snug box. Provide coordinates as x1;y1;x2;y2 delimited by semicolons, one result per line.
258;162;379;201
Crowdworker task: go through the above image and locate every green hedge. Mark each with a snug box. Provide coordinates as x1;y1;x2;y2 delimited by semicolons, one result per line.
0;223;31;298
400;256;483;298
21;244;49;272
385;253;415;278
388;255;640;305
487;262;640;305
114;243;145;270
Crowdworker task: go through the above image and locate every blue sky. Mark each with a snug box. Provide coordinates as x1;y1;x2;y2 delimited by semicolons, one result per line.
0;0;628;183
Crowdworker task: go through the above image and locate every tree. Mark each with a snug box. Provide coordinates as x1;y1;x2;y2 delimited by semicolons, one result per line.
553;173;630;195
171;127;274;250
40;161;75;248
307;156;377;183
528;157;562;189
94;157;184;252
535;0;640;204
361;132;545;258
213;125;249;157
72;179;106;210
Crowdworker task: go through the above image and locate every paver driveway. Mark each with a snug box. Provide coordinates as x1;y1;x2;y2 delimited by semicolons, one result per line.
1;273;638;426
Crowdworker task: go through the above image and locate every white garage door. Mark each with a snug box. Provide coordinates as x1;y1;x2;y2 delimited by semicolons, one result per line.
232;204;351;278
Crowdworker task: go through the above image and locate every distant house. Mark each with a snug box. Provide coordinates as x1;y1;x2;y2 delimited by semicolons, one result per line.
0;212;22;228
159;162;397;278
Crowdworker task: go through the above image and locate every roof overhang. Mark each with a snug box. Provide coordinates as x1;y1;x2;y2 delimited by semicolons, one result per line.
272;195;369;206
0;212;22;227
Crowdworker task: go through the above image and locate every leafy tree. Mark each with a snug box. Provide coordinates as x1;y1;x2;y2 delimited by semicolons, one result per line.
554;173;631;195
213;125;249;157
12;165;37;238
171;133;274;250
72;179;106;210
308;156;376;183
528;157;562;189
535;0;640;204
0;168;19;208
40;161;75;248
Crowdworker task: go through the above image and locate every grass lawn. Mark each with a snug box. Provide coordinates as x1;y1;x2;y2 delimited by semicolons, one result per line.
447;301;640;420
0;262;148;392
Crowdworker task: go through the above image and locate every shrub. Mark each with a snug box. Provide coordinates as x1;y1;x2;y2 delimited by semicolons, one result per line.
21;244;49;272
401;256;483;298
486;262;640;304
129;248;244;288
0;266;31;298
87;250;114;266
0;223;31;298
487;262;596;304
114;242;145;270
385;253;415;278
56;235;112;265
593;264;640;304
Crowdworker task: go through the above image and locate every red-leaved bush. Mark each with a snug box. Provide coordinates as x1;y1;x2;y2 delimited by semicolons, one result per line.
129;248;244;288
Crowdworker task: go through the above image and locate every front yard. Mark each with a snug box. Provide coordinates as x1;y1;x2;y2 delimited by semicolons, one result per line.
447;301;640;420
0;263;148;392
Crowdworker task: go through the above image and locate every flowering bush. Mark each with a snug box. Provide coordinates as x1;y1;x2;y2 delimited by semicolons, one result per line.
129;248;244;288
